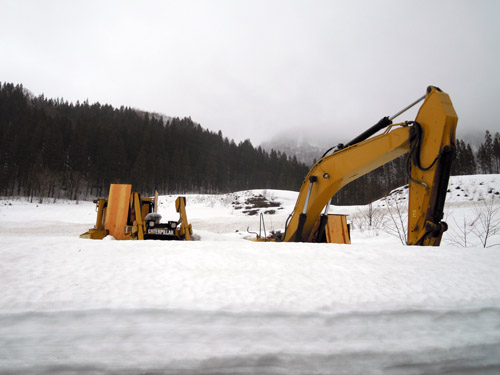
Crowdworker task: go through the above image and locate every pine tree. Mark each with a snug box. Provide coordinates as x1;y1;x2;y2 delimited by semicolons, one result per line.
452;139;477;176
477;130;494;173
493;132;500;173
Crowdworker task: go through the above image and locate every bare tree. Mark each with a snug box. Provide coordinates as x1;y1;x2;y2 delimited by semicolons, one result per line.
353;202;385;235
383;197;408;245
446;212;475;247
472;199;500;248
367;203;378;227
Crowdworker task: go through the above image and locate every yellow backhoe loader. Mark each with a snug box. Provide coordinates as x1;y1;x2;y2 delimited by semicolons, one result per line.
80;184;192;240
275;86;457;246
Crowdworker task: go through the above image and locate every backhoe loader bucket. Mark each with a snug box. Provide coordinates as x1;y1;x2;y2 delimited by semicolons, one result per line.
79;198;108;239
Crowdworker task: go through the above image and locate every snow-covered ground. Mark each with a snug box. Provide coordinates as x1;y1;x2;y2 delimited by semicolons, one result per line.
1;175;499;374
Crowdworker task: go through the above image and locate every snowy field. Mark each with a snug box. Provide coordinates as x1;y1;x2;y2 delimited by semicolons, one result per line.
1;175;500;374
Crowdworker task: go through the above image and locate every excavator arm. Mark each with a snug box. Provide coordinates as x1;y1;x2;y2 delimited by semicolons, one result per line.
283;86;457;246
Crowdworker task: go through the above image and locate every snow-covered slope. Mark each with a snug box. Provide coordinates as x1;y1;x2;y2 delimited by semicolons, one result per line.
0;175;499;374
382;174;500;205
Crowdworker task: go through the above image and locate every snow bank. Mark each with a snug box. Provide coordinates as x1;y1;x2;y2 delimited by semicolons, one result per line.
1;175;500;374
2;238;499;314
1;238;500;374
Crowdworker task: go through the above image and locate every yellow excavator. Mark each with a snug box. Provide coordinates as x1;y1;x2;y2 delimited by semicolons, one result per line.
279;86;457;246
80;184;192;240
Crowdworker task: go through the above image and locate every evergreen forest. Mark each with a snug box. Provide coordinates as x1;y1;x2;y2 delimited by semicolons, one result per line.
1;82;499;205
0;83;308;200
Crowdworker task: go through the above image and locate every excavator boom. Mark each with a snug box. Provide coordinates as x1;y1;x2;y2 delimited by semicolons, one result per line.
283;86;457;245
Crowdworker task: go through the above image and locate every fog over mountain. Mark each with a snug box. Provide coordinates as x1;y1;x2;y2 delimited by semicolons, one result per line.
260;124;489;167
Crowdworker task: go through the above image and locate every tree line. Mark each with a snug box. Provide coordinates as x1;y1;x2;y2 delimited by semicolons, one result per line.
1;82;498;205
0;82;309;200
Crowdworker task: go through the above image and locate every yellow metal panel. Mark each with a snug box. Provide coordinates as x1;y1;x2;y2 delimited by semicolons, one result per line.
176;196;192;240
141;203;150;222
133;192;144;240
104;184;132;240
326;215;350;244
94;198;107;230
408;88;458;245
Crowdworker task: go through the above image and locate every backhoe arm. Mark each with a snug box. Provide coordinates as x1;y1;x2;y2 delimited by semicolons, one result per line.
407;87;457;245
283;125;412;242
283;86;457;245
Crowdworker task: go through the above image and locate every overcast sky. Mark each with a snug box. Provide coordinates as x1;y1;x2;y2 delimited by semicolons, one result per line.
1;0;499;146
